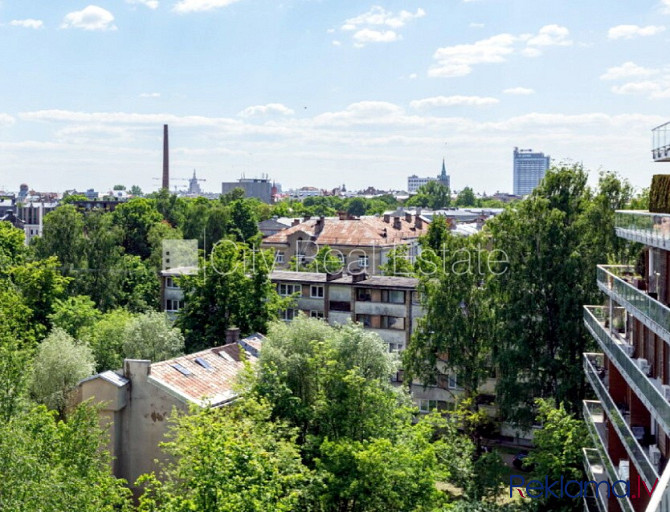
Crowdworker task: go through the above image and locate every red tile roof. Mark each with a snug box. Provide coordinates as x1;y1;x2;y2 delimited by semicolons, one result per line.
262;215;428;247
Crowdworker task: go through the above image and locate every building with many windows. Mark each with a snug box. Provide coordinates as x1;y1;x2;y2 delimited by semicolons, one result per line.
582;127;670;512
512;147;550;196
407;159;451;193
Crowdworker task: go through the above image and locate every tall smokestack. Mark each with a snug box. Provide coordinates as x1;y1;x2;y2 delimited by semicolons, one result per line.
162;124;169;190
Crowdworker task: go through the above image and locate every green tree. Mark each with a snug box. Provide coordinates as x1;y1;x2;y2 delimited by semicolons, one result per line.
301;245;344;273
78;209;125;311
0;404;132;511
113;198;162;259
11;257;72;333
155;188;186;228
456;187;477;207
117;254;160;312
177;241;285;351
34;204;85;274
523;399;588;511
379;244;415;276
48;295;102;338
0;221;28;271
137;400;313;512
228;199;260;242
406;181;451;210
130;185;143;197
122;311;184;362
83;308;135;372
487;164;595;424
346;197;368;217
30;328;95;415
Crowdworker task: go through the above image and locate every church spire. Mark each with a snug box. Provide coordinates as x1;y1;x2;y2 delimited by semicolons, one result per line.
440;158;447;179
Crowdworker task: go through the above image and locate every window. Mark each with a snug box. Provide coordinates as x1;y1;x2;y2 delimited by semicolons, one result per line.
380;316;405;330
355;314;372;327
310;310;324;319
389;342;404;352
280;309;297;321
448;374;464;390
278;283;301;297
165;299;184;312
275;251;285;264
310;285;324;298
381;289;405;304
356;288;372;302
358;254;369;268
418;399;438;413
165;277;176;288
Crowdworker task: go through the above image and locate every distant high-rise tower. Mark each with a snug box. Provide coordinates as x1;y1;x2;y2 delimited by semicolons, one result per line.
187;169;201;195
513;147;550;196
162;124;169;190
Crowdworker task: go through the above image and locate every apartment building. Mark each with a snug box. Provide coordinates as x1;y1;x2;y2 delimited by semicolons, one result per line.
582;126;670;512
261;212;429;275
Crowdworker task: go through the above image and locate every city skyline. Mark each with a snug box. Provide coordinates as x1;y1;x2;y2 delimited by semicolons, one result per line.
2;0;670;194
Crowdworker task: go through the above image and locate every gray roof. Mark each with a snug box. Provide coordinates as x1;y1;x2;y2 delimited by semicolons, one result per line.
270;270;418;289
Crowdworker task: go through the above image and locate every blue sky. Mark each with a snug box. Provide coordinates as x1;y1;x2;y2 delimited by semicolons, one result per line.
1;0;670;195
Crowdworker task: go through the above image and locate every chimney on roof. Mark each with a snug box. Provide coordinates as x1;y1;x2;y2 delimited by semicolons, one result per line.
415;216;423;229
292;218;300;226
405;212;412;223
225;327;240;345
393;216;401;230
326;270;343;281
352;271;368;283
383;213;390;223
338;211;347;221
162;124;169;190
304;215;311;221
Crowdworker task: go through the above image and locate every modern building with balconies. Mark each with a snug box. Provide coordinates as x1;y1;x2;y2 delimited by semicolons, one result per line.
582;171;670;508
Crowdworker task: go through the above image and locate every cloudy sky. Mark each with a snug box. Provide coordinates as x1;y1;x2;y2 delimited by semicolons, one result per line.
2;0;670;195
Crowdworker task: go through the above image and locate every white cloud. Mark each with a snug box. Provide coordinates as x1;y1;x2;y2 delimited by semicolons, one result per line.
410;95;499;109
338;6;424;46
503;87;535;95
0;114;15;127
469;22;484;28
127;0;159;8
353;29;400;45
9;19;44;29
238;103;295;118
139;92;161;98
332;40;341;46
608;24;665;39
61;5;117;31
526;24;572;47
429;33;516;77
611;81;663;96
430;25;572;77
661;0;670;14
408;73;418;79
173;0;242;13
342;6;425;30
600;61;659;80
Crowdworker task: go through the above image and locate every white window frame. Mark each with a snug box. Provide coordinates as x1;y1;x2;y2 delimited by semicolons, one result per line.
275;251;285;264
281;308;297;321
310;285;324;298
278;283;301;297
309;310;324;319
358;254;369;268
448;374;464;390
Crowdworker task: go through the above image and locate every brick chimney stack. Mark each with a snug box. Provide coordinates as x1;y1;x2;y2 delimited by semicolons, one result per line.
162;124;169;190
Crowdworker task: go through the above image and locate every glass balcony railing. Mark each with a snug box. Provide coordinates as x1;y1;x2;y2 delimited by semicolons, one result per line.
614;210;670;250
582;437;633;512
653;121;670;161
583;448;608;512
582;375;658;488
584;306;670;435
596;265;670;342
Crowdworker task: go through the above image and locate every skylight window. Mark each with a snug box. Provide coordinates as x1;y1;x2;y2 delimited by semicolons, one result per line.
194;357;212;370
171;363;192;376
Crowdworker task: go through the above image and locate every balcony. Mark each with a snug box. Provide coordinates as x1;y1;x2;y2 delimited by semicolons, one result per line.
582;441;633;512
585;306;670;437
582;376;658;488
652;121;670;162
614;210;670;250
597;265;670;342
